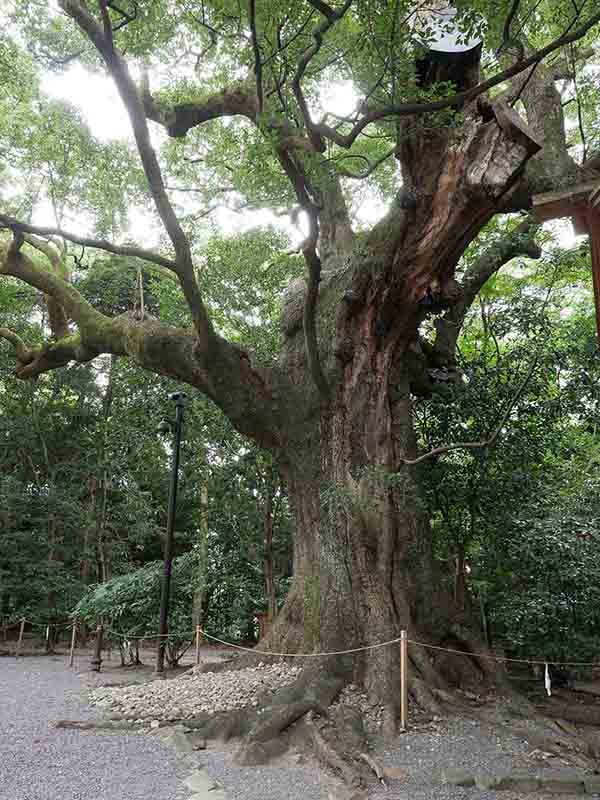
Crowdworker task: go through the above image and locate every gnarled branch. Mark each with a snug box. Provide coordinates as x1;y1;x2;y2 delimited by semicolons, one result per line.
0;241;283;450
0;214;177;273
143;81;258;138
59;0;214;346
432;221;541;368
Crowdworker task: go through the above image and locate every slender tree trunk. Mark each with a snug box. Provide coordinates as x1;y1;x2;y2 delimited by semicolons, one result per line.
455;545;467;610
95;355;118;583
263;473;277;627
192;479;209;628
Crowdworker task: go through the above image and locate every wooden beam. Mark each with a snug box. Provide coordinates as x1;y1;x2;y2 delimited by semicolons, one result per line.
572;209;589;235
532;181;599;223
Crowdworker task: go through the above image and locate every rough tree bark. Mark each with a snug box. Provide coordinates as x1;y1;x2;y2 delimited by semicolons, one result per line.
2;0;600;786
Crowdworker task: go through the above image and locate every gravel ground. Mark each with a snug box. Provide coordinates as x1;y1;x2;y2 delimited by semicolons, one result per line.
198;750;341;800
1;655;594;800
91;662;304;720
0;656;187;800
195;714;593;800
369;715;593;800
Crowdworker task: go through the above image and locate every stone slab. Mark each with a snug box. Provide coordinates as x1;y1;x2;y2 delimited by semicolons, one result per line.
539;775;585;794
441;769;475;787
497;775;542;792
584;777;600;795
184;771;218;793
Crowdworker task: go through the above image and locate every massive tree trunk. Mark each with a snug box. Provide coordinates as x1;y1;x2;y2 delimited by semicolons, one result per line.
258;100;538;728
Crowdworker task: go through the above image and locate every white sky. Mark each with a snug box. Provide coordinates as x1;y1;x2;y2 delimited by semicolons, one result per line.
38;61;580;253
41;64;133;141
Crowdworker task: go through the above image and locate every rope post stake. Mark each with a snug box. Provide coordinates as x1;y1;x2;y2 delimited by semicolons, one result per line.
15;619;25;657
45;625;51;653
195;625;201;665
90;624;104;672
400;630;408;732
69;622;77;667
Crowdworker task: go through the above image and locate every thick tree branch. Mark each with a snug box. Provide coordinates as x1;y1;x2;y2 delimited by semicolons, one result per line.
1;241;107;329
0;241;284;450
496;41;574;195
432;221;541;368
0;215;177;273
23;234;71;340
59;0;214;345
143;81;258;138
0;327;32;365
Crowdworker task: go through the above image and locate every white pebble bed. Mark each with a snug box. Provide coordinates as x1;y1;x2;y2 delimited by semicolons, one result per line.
91;662;302;722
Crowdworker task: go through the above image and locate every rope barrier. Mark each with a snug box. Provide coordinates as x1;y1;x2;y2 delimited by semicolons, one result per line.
197;629;405;657
406;639;598;668
17;619;73;630
103;626;192;642
195;629;599;667
16;617;590;668
1;620;23;631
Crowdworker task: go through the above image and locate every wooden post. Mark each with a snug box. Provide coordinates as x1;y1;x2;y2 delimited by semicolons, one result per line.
15;619;25;657
45;625;51;653
69;622;77;667
195;625;201;665
400;630;408;732
90;624;103;672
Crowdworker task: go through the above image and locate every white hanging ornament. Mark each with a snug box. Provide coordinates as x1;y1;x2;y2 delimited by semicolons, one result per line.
412;3;483;54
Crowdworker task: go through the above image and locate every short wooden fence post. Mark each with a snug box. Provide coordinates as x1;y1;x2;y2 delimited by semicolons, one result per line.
16;619;26;657
69;622;77;667
400;630;408;732
195;625;201;665
90;624;104;672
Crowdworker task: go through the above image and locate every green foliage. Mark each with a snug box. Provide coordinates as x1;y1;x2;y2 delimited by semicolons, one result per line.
74;553;195;639
418;238;600;662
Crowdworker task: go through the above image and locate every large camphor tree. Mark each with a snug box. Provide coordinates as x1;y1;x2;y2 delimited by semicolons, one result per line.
2;0;600;768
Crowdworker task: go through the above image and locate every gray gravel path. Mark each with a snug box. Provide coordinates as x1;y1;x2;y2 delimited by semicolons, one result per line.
370;716;592;800
198;750;339;800
0;656;187;800
197;715;592;800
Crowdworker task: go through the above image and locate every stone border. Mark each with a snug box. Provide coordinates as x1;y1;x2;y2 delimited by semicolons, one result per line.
157;726;228;800
442;769;600;795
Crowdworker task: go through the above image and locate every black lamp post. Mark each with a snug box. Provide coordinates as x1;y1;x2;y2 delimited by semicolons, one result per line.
155;391;187;676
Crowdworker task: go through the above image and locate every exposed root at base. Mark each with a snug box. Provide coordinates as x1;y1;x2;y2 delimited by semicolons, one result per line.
181;665;386;791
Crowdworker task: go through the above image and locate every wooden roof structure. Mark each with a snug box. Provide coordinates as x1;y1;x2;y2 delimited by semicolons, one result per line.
532;180;600;341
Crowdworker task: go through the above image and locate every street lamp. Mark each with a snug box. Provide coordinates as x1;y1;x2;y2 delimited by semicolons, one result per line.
155;390;187;677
